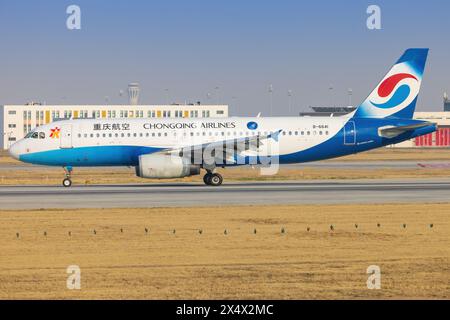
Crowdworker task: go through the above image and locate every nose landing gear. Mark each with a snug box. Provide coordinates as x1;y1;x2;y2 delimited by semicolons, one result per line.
203;171;223;186
62;166;73;187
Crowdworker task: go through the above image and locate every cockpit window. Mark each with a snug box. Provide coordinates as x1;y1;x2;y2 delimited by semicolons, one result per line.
25;131;45;139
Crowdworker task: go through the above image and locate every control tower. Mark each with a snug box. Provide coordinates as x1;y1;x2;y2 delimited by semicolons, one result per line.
128;83;140;105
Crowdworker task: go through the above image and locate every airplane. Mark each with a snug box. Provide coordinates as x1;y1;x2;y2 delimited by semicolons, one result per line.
9;48;437;187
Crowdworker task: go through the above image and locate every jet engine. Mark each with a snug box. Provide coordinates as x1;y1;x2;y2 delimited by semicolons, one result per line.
136;154;201;179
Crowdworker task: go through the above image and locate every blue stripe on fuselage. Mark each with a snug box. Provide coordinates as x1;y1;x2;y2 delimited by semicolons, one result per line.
19;145;163;167
233;118;437;165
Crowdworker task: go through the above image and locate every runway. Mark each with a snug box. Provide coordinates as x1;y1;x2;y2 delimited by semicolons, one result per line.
1;179;450;209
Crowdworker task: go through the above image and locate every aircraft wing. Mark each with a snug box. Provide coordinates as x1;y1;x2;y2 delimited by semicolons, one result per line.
378;122;435;139
164;129;283;165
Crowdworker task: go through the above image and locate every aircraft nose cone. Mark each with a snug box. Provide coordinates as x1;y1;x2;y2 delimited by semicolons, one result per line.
8;143;20;160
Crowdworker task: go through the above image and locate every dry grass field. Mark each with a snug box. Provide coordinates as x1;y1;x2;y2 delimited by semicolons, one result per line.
0;204;449;299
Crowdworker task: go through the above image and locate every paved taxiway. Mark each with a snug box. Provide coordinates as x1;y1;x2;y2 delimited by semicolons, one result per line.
1;179;450;209
0;160;438;171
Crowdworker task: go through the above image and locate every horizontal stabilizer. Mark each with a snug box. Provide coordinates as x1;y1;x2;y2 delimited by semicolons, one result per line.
378;122;435;139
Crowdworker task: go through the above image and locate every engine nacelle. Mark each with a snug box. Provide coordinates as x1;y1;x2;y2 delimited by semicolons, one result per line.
136;154;200;179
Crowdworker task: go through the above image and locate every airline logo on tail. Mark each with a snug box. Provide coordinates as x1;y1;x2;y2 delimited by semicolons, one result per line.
354;48;428;119
370;72;418;109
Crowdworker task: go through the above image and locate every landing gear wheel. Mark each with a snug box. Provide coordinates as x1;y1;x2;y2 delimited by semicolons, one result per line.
63;178;72;188
62;166;73;188
209;173;223;186
203;173;213;185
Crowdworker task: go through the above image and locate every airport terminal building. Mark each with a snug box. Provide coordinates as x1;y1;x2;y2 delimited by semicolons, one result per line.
398;112;450;148
0;104;228;149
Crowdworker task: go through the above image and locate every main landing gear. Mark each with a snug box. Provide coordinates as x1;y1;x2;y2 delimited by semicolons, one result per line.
203;171;223;186
62;166;73;188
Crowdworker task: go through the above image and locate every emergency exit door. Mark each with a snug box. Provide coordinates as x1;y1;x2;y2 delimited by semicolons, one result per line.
344;121;356;145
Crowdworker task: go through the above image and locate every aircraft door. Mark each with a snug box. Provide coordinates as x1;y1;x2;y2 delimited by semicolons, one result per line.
344;121;356;145
60;124;73;149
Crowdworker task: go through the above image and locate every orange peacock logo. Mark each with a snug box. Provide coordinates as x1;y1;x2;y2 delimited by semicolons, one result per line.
50;127;61;139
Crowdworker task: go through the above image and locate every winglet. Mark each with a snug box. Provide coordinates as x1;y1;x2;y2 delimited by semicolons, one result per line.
270;130;283;142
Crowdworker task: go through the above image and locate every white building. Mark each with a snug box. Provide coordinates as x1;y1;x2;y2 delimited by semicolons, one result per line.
0;104;228;149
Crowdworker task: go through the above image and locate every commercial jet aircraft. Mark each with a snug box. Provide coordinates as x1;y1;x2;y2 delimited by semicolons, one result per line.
9;48;436;187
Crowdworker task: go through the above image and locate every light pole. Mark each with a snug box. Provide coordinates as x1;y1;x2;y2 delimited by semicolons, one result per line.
119;90;124;104
165;88;170;105
348;88;353;107
269;84;274;116
231;96;237;115
215;86;220;104
288;90;293;115
329;84;334;107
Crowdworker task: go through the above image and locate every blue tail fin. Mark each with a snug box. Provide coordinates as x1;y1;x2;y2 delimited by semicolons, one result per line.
353;48;429;119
